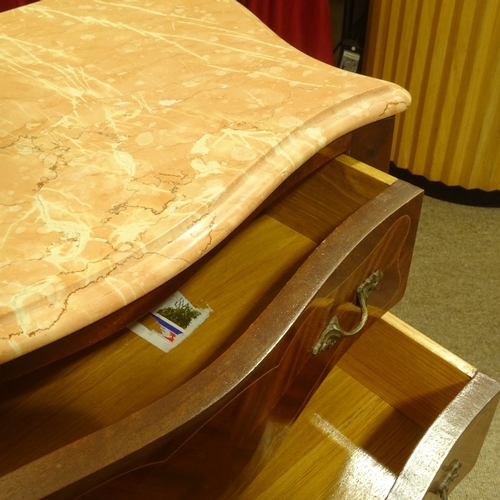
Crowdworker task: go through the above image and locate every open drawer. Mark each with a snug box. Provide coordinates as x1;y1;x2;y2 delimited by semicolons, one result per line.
0;153;423;499
237;313;500;499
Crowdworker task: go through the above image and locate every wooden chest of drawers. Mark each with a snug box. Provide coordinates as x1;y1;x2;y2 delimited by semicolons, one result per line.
1;130;498;499
0;1;498;498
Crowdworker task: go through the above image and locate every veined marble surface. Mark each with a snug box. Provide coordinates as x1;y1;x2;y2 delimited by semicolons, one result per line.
0;0;410;363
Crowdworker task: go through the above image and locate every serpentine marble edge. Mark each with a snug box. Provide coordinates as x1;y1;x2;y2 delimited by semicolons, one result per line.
0;0;411;362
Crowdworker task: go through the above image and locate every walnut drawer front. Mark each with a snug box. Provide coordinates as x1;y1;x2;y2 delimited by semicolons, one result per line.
0;155;423;499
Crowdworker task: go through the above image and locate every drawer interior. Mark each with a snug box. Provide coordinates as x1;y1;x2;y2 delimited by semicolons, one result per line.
237;313;475;499
0;153;396;479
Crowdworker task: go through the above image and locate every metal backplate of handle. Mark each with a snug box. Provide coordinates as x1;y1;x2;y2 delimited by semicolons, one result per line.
312;270;383;355
438;460;462;500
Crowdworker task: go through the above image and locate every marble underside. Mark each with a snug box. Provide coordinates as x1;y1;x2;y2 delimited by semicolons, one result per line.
0;0;410;362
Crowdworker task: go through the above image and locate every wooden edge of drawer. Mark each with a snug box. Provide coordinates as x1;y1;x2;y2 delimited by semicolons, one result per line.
387;371;500;499
335;153;398;186
379;313;477;378
338;312;477;429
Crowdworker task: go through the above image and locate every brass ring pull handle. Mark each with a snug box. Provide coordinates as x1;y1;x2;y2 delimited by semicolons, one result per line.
312;270;383;355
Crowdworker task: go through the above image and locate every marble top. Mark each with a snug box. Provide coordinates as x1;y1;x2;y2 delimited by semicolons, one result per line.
0;0;410;363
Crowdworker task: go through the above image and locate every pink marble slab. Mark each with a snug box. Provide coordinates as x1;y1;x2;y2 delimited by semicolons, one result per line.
0;0;411;363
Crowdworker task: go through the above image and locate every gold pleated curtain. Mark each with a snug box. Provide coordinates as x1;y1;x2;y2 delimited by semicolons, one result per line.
364;1;500;192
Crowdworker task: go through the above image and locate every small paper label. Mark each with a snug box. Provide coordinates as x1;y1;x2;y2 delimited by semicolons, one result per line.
128;291;211;352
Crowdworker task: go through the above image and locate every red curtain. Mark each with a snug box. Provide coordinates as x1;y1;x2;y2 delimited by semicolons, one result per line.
1;1;333;65
0;0;38;13
239;0;334;65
